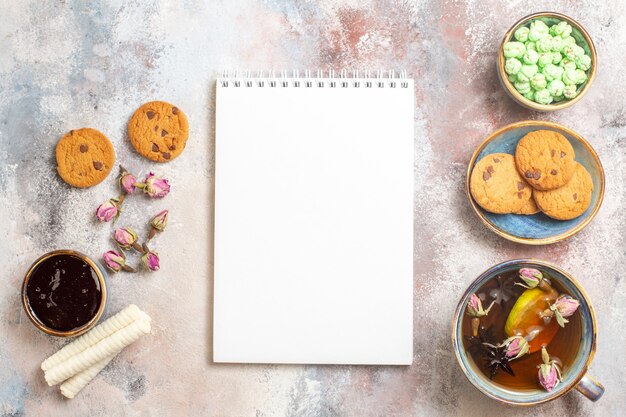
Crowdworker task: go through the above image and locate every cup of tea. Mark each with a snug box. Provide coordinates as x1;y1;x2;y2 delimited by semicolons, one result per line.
452;259;604;404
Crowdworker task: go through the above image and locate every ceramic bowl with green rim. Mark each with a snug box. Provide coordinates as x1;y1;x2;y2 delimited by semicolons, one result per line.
452;259;604;405
498;12;597;111
466;121;604;245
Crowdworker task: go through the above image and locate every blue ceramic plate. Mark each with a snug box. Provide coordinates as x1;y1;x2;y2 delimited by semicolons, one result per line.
466;121;604;245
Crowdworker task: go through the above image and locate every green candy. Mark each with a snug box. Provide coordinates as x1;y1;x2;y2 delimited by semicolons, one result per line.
543;63;563;82
523;49;539;64
505;57;522;75
560;58;577;71
528;20;549;41
552;51;563;65
523;90;535;101
525;41;537;51
562;68;586;85
561;36;576;49
516;71;529;83
504;41;526;58
563;84;579;99
550;21;572;38
534;88;554;104
520;64;538;79
576;54;592;71
514;81;532;94
530;73;547;90
514;26;530;42
573;69;588;84
562;68;576;84
548;79;565;97
536;35;553;52
508;73;518;83
537;52;553;67
551;36;563;52
563;44;584;60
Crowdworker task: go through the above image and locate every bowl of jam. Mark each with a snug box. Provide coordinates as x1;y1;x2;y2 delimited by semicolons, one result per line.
22;250;108;337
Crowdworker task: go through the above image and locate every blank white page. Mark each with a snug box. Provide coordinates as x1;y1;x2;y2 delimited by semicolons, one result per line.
214;77;414;364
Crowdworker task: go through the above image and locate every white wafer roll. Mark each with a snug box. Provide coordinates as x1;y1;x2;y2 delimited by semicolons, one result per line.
60;353;117;399
41;304;143;371
45;317;151;386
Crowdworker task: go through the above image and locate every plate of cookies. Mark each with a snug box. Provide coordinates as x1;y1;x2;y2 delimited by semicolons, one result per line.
466;120;604;245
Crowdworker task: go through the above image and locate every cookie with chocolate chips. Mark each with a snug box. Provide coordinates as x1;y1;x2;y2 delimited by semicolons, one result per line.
533;163;593;220
56;128;115;188
515;130;576;191
470;153;533;214
128;101;189;162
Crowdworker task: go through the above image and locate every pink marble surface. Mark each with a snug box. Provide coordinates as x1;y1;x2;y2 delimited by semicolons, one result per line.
1;0;625;415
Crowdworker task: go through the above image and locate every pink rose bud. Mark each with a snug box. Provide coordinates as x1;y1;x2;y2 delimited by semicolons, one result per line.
148;210;169;240
466;293;494;318
102;250;125;273
500;335;529;360
550;295;580;327
143;172;170;198
142;250;160;272
516;268;543;289
113;227;138;249
538;346;562;392
151;210;169;232
119;171;138;194
96;198;120;222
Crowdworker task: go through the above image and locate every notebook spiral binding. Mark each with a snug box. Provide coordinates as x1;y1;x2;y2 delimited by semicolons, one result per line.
219;70;409;88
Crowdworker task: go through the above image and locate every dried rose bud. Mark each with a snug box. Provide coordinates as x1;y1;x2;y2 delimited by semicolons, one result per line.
538;346;562;392
119;169;138;195
516;268;543;288
96;198;121;222
500;335;529;360
102;250;135;273
550;295;580;327
140;172;170;198
516;268;552;291
141;250;160;272
466;293;495;337
113;227;141;251
466;293;494;318
151;210;169;232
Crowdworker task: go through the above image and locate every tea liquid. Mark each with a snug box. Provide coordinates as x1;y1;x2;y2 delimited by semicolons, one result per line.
462;272;581;390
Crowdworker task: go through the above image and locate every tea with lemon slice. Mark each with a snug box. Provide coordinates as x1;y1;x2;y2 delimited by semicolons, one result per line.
462;268;581;390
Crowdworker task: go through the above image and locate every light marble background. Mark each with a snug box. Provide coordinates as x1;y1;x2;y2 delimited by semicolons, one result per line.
1;0;625;416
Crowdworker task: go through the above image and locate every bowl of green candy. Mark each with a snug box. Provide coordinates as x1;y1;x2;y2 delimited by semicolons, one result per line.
498;12;597;111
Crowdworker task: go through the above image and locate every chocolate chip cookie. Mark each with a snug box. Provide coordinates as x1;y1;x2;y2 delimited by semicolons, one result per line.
515;130;576;191
56;128;115;188
470;153;534;214
128;101;189;162
533;163;593;220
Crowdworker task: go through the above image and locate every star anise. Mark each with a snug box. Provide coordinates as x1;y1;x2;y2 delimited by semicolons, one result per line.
488;274;518;309
482;342;515;379
465;325;515;379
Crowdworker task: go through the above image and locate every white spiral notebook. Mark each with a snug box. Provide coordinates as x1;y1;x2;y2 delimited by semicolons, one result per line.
213;71;414;365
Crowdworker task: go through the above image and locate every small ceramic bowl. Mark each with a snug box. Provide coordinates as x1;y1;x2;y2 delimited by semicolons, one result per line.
22;250;108;337
466;121;604;245
452;259;604;405
498;12;597;111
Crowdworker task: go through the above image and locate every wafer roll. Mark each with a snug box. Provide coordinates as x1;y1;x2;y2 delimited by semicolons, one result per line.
41;304;143;371
45;317;151;386
60;353;117;399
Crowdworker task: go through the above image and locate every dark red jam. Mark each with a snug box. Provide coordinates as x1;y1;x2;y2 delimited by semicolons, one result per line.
26;254;102;332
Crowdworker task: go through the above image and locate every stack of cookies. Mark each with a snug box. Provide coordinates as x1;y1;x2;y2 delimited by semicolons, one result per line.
470;130;593;220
